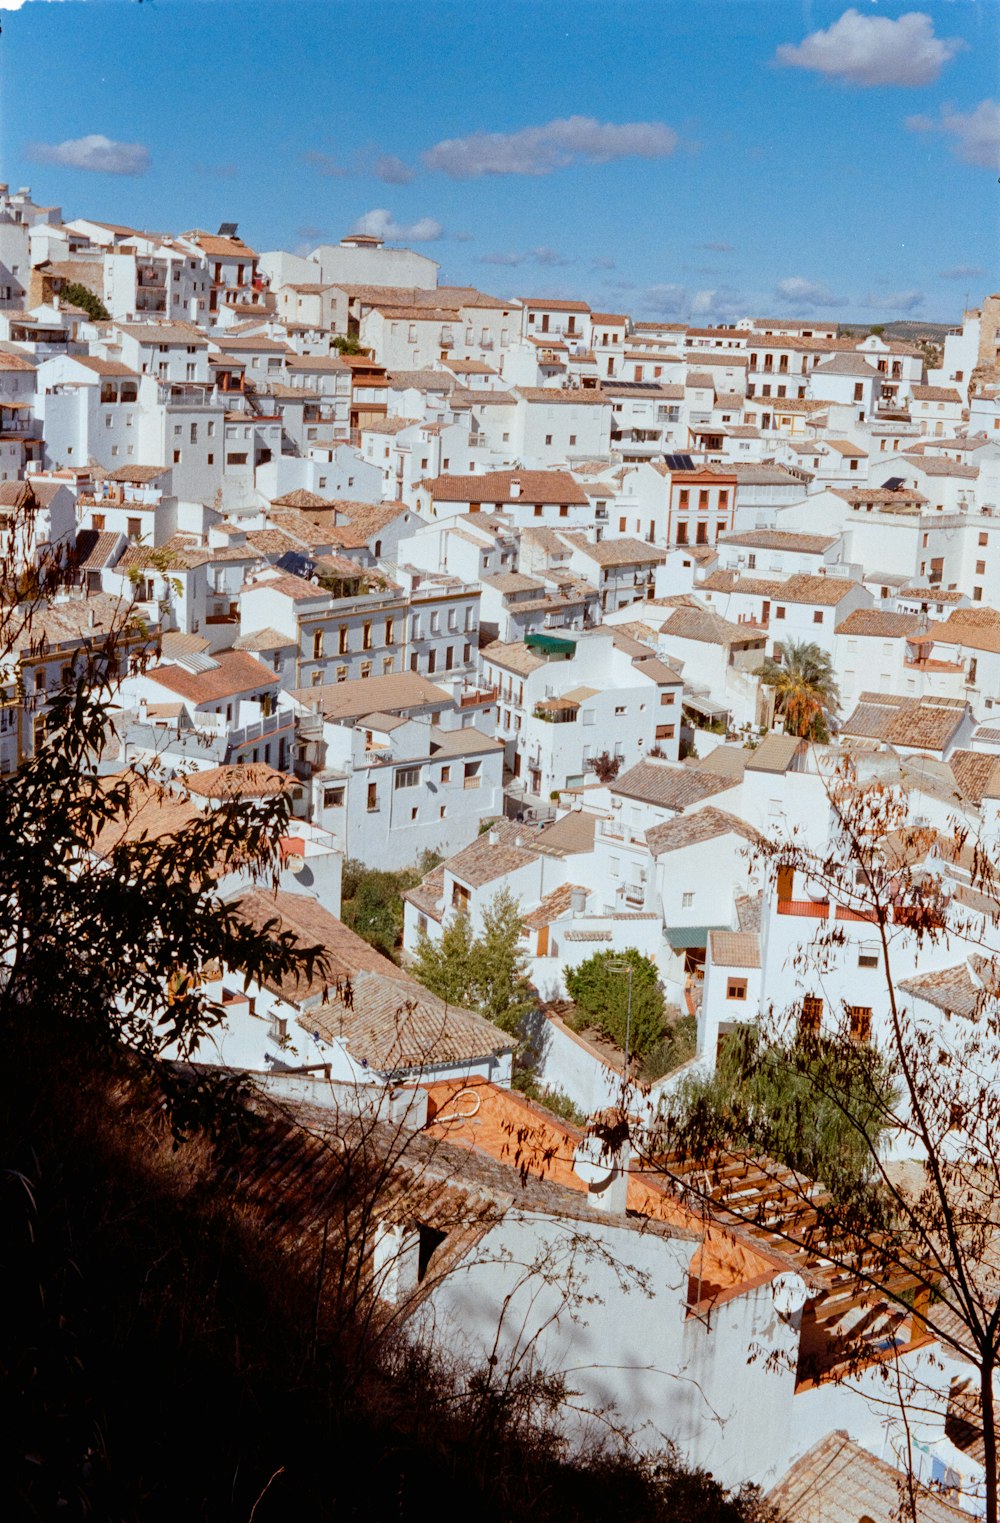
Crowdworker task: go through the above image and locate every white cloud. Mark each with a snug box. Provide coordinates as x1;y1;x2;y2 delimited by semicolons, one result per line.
939;264;986;280
872;288;925;314
351;208;444;242
775;9;963;88
939;99;1000;168
303;151;348;178
477;246;573;268
422;115;678;178
906;98;1000;167
27;134;149;176
373;154;415;185
776;277;845;308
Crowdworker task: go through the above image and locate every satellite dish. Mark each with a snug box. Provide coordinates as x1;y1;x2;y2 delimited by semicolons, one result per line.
284;853;305;875
771;1272;809;1320
572;1135;616;1188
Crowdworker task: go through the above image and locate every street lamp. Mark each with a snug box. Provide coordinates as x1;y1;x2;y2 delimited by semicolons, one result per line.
606;958;634;1078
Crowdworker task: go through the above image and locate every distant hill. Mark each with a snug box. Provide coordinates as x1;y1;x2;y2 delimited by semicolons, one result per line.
839;320;953;342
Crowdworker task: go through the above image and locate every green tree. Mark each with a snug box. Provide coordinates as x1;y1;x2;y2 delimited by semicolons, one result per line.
332;333;367;355
473;887;535;1034
59;281;111;322
411;909;480;1008
565;948;666;1058
661;1021;898;1205
756;639;839;741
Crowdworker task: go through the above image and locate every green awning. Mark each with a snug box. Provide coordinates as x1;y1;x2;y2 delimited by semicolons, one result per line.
526;633;576;657
664;924;726;950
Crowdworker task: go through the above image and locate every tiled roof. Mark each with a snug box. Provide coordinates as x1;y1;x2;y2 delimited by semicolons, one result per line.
423;470;589;506
899;957;1000;1020
70;355;141;379
646;806;757;857
718;529;837;554
610;760;737;811
521;297;590;312
950;749;1000;805
523;883;587;930
533;810;597;856
911;385;963;403
661;605;766;647
184;763;289;799
74;528;123;571
515;387;607;405
836;608;923;638
147;649;278;705
558;533;664;568
292;670;451;721
709;930;760;969
728;572;860;607
938;608;1000;654
235;888;395;1001
841;695;967;752
769;1431;966;1523
480;640;546;677
447;821;539;889
312;970;514;1069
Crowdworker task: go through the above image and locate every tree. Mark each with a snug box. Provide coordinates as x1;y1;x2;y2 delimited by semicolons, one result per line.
411;890;536;1034
755;639;839;741
474;887;536;1034
663;1021;898;1206
332;333;368;355
619;758;1000;1522
59;281;111;322
588;751;622;784
565;948;666;1059
411;908;479;1008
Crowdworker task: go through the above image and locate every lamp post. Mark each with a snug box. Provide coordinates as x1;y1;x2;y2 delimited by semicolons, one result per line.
606;958;634;1078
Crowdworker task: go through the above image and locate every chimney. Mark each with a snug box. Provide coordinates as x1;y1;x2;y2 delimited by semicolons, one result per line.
572;1132;630;1214
509;478;522;499
570;888;586;914
488;827;500;846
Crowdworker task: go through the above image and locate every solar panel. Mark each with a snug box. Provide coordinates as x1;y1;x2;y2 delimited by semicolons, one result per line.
217;222;239;237
665;453;696;472
277;551;317;581
882;476;904;491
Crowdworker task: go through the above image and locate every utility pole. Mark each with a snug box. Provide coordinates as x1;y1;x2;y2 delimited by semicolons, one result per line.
607;958;634;1078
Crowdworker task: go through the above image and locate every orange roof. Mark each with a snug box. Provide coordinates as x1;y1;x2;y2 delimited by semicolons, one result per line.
421;1079;780;1304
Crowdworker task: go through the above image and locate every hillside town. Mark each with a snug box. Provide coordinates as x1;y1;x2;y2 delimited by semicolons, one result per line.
4;180;1000;1519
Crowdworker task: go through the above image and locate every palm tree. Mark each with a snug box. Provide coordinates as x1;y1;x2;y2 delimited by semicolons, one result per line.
756;639;840;741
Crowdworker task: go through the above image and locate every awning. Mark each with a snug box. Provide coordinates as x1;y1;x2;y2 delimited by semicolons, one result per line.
682;692;729;720
526;633;576;656
664;924;728;950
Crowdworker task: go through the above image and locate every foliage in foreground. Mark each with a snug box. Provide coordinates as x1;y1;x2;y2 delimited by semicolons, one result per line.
658;1021;898;1205
1;1018;779;1523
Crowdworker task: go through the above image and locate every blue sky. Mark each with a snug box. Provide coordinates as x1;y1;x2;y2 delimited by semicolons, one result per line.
1;0;997;324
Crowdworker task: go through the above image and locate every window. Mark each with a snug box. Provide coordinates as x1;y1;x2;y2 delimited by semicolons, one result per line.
682;892;694;908
227;452;248;465
440;765;451;784
615;705;626;716
775;606;786;620
323;785;345;808
312;630;324;660
463;761;481;788
126;518;142;541
800;995;823;1035
813;610;823;624
858;944;879;969
172;450;181;464
726;978;748;1001
980;532;989;547
338;626;349;654
362;621;373;650
849;1005;872;1042
977;560;986;575
310;669;323;686
367;783;378;812
569;434;576;446
384;618;394;645
395;767;420;790
360;660;373;679
545;434;553;446
974;587;983;602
